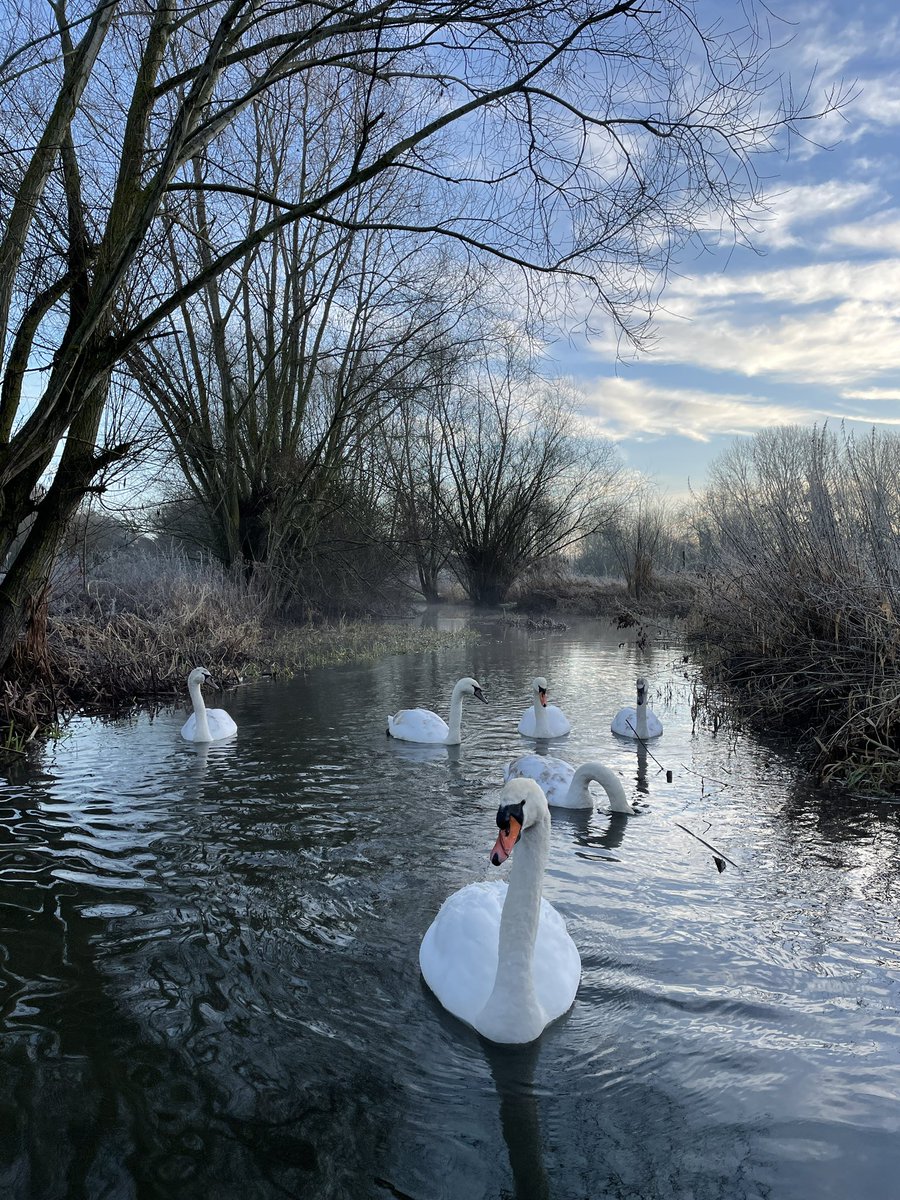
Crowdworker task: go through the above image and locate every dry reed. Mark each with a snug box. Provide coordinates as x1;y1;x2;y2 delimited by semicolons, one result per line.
693;426;900;792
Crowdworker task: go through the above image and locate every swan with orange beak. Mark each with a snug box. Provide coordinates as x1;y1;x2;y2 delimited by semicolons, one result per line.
419;778;581;1044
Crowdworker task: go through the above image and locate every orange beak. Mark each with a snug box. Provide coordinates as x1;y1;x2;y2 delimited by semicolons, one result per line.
539;688;548;707
490;816;521;865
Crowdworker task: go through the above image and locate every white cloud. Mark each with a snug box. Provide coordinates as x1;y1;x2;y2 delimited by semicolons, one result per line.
667;257;900;307
783;2;900;77
651;299;900;385
850;77;900;128
577;377;834;443
828;213;900;252
754;181;879;249
580;256;900;388
840;387;900;401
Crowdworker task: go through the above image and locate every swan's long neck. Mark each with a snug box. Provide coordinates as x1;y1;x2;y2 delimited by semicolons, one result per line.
478;815;550;1041
567;764;632;813
445;681;466;744
532;697;550;737
189;679;212;741
635;697;649;739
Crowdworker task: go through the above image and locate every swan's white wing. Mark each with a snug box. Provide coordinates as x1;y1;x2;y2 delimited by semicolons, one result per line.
611;706;662;738
181;709;237;741
532;900;581;1021
207;708;237;739
388;707;450;743
611;705;638;737
505;754;573;806
517;708;538;736
518;706;570;738
420;880;581;1031
420;881;504;1025
543;705;571;737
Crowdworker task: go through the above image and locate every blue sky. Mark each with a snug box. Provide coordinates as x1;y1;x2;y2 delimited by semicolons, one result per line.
554;0;900;495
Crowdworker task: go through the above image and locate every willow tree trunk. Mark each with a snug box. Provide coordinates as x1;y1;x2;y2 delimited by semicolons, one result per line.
0;372;111;671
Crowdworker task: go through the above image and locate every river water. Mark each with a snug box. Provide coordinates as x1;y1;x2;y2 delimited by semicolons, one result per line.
1;613;898;1199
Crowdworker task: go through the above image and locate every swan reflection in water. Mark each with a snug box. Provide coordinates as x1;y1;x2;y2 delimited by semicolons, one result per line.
485;1037;550;1200
636;743;649;795
384;738;464;771
553;805;634;858
184;736;241;783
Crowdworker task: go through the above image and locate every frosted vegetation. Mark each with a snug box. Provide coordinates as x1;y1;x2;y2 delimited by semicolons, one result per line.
692;426;900;791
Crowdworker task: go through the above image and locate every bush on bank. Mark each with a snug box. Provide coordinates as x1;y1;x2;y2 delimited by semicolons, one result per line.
692;426;900;793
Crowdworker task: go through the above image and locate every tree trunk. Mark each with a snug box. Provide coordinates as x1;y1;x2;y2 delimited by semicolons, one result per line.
462;551;515;606
418;565;442;603
0;374;112;672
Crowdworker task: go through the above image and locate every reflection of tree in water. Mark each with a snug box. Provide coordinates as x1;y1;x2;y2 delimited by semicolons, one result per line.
0;733;426;1199
780;776;894;852
749;773;900;963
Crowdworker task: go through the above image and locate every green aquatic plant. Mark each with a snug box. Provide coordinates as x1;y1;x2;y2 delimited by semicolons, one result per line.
1;722;28;755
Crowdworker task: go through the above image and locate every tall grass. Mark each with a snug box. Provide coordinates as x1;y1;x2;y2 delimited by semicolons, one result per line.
693;426;900;790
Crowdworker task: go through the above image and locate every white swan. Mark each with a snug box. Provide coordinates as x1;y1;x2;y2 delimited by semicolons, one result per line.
517;676;571;739
387;676;486;745
504;753;634;814
419;777;580;1044
611;676;663;740
180;667;237;742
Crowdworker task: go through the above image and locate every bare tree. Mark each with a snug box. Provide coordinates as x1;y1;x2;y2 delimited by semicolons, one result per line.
438;345;625;604
607;489;678;600
0;0;846;669
128;68;469;586
695;425;900;784
378;304;485;602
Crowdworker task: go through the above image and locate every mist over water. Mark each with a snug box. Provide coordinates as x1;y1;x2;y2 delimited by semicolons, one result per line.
1;613;899;1199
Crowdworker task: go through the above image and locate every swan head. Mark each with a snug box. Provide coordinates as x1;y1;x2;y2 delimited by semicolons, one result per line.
531;676;548;707
490;778;548;865
635;677;647;707
187;666;219;690
458;677;488;703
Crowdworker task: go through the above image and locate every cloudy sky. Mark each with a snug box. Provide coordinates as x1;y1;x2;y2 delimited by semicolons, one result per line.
555;0;900;494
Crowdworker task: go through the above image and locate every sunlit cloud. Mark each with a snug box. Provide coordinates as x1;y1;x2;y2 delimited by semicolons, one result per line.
581;255;900;387
577;377;836;443
668;258;900;306
754;182;879;249
555;2;900;490
647;299;900;386
828;213;900;252
841;387;900;401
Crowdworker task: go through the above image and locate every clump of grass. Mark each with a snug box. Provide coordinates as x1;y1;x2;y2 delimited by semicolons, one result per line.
262;621;475;673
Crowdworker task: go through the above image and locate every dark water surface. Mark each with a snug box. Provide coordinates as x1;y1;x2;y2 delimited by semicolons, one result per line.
1;614;899;1199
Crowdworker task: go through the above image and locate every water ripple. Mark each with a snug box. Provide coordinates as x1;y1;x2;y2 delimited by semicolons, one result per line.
1;618;899;1198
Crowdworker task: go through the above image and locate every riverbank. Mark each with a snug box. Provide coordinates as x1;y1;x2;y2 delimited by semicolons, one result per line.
687;572;900;794
2;603;473;756
511;571;698;620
